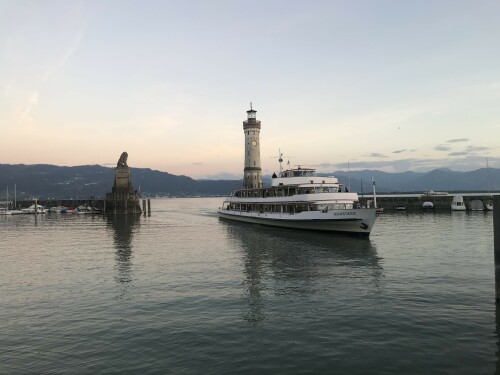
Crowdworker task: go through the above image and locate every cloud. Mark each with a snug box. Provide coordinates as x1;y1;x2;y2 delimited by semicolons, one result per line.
316;155;500;174
199;172;242;180
434;145;451;151
446;138;469;143
12;11;87;126
466;145;489;152
448;145;490;157
313;162;338;169
393;149;406;154
364;152;387;158
19;91;39;123
192;162;203;165
42;27;85;84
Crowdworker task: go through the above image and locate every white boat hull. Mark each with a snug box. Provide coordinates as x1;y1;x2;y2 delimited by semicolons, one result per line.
217;208;377;236
0;210;24;215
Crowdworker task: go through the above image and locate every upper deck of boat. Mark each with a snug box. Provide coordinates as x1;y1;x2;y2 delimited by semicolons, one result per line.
271;167;339;187
232;167;351;199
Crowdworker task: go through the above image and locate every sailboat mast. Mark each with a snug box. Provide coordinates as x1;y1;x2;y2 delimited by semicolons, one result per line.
348;160;351;192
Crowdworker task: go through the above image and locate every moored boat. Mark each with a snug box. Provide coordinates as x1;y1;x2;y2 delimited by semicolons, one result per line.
469;199;484;211
75;205;93;214
21;204;46;214
49;206;68;213
422;201;434;209
451;195;466;211
485;200;493;211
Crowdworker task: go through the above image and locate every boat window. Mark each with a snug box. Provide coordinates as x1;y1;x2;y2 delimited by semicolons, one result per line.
328;203;346;210
314;204;327;212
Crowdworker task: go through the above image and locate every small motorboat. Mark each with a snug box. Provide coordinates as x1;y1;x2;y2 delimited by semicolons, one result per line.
451;195;466;211
422;201;434;209
469;200;484;211
75;205;93;214
49;206;68;213
21;204;46;214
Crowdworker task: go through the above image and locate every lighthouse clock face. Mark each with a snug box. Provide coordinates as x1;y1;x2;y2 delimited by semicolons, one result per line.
251;140;257;146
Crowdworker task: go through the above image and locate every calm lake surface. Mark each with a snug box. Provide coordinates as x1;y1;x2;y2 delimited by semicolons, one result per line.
1;198;498;374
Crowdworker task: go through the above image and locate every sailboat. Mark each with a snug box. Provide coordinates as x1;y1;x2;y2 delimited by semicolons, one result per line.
1;185;23;215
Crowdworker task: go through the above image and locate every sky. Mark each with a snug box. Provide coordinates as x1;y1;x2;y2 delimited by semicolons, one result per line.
1;0;500;179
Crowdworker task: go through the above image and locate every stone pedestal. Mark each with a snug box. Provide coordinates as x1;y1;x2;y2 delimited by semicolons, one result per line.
105;152;142;214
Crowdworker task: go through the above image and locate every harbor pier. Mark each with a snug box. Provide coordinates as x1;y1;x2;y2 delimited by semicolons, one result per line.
359;192;498;211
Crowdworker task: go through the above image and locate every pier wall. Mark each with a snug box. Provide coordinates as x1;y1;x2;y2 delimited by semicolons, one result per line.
12;194;495;212
360;194;496;211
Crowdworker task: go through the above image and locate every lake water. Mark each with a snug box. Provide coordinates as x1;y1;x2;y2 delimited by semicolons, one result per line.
1;198;498;374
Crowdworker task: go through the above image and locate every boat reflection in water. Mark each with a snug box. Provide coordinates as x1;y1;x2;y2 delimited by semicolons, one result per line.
221;221;384;324
106;214;141;296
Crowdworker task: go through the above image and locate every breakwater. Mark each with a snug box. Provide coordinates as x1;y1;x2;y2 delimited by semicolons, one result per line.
10;193;497;213
359;192;497;211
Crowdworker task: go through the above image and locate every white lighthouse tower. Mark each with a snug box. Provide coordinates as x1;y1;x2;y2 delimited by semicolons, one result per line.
243;104;262;189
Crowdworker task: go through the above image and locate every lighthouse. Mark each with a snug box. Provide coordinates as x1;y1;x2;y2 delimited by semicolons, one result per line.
243;104;262;189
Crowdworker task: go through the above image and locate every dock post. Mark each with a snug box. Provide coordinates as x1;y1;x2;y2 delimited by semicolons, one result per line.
147;199;151;215
494;196;500;301
142;199;146;215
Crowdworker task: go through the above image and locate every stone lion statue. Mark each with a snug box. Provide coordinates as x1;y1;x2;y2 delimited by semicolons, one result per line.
117;152;128;168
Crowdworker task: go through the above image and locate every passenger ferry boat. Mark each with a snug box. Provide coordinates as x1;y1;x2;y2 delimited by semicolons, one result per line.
218;167;378;236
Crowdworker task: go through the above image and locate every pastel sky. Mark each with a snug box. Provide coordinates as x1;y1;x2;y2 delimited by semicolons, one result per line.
1;0;499;179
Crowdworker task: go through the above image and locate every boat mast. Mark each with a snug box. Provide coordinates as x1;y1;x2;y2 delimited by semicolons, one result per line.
372;176;377;209
348;160;351;192
278;149;283;173
487;157;491;195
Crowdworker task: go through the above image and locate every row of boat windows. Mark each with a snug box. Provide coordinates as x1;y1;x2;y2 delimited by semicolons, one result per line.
224;202;354;213
233;186;346;198
280;169;316;177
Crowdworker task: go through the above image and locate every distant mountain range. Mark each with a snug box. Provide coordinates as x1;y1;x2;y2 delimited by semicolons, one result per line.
327;168;500;194
0;164;499;199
